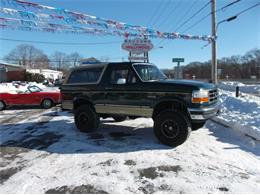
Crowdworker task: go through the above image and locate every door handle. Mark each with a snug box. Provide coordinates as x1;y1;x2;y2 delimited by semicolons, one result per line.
105;87;112;90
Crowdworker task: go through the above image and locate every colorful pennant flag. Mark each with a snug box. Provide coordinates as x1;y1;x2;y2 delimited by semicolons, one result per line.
0;0;213;42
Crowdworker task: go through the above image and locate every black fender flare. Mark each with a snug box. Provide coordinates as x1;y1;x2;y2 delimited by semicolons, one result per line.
152;96;190;119
73;96;94;110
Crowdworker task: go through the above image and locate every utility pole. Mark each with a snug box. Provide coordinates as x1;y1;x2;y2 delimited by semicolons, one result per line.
211;0;217;84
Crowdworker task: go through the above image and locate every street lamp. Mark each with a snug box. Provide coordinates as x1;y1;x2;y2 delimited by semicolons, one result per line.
217;15;237;32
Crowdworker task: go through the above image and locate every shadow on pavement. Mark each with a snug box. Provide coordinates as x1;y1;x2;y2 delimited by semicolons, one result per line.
0;113;170;154
3;105;43;110
2;109;258;156
2;105;61;111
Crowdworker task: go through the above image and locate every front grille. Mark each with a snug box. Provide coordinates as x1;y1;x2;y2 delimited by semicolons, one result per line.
209;89;218;102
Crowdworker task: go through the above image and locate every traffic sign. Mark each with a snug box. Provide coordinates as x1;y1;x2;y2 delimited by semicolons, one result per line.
172;58;184;63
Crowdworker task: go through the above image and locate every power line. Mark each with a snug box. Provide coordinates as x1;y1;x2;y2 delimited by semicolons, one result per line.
182;0;242;33
173;1;198;31
147;0;166;27
155;1;210;47
235;2;260;16
220;0;241;11
155;0;183;30
174;1;211;32
150;0;172;28
216;2;260;30
181;12;211;33
0;38;122;45
152;0;183;47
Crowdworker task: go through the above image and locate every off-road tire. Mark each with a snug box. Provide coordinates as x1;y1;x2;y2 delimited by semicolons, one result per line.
41;99;53;109
0;100;6;111
74;105;99;132
192;121;206;131
112;115;127;122
154;110;191;147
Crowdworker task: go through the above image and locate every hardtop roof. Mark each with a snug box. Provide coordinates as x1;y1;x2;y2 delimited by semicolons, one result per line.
71;62;154;71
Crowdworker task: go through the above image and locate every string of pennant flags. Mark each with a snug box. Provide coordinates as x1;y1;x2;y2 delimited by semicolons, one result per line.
0;0;213;42
0;17;139;37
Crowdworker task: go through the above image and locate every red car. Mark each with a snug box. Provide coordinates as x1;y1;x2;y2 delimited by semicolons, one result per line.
0;85;61;110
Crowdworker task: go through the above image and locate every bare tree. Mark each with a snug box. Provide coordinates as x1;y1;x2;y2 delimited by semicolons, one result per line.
35;54;50;69
3;44;50;69
68;52;83;67
50;51;67;70
184;48;260;79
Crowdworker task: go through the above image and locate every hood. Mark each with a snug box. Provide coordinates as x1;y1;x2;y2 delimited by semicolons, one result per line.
154;79;216;90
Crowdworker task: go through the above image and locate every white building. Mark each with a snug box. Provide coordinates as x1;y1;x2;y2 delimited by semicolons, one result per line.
27;69;63;80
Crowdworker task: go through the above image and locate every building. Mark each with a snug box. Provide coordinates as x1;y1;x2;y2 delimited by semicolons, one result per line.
27;69;63;80
0;62;26;82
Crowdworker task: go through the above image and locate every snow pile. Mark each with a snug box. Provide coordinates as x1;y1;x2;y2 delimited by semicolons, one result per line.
218;81;260;95
215;89;260;140
0;82;59;93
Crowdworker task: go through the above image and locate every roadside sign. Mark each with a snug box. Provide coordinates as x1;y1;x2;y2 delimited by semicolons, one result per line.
128;56;148;61
122;38;153;55
172;58;184;63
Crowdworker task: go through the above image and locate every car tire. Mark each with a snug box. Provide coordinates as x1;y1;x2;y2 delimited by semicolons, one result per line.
0;100;6;111
192;121;206;131
41;99;53;109
154;110;191;147
112;115;127;122
74;105;99;132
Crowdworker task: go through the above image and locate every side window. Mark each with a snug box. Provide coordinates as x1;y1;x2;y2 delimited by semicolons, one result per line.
127;69;137;83
110;66;138;85
135;66;149;81
134;65;156;81
68;67;103;84
110;68;129;84
28;85;41;93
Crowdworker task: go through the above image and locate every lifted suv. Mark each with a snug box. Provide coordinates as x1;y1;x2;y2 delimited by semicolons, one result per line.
61;62;219;147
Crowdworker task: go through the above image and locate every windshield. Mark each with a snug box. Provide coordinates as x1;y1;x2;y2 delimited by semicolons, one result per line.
133;64;167;81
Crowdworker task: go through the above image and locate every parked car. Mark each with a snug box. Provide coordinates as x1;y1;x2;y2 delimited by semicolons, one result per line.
0;85;61;110
61;62;219;147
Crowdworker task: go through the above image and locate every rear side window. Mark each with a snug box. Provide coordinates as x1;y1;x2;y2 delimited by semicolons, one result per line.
68;67;103;84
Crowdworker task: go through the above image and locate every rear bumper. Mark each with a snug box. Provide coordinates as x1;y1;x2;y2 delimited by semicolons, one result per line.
188;103;220;121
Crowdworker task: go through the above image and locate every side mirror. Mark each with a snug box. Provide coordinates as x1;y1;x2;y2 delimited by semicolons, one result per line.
116;78;126;85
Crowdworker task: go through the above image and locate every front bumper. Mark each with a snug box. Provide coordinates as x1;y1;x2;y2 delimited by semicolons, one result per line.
188;103;220;121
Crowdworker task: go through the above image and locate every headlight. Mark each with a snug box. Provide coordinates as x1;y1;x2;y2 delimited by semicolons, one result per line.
192;89;209;103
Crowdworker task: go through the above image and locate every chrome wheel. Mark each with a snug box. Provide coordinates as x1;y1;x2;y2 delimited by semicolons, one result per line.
42;99;52;109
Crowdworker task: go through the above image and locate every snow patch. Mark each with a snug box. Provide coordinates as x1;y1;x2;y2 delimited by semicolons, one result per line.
0;82;59;93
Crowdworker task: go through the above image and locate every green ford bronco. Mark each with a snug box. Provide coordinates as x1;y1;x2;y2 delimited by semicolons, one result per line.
61;62;219;147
